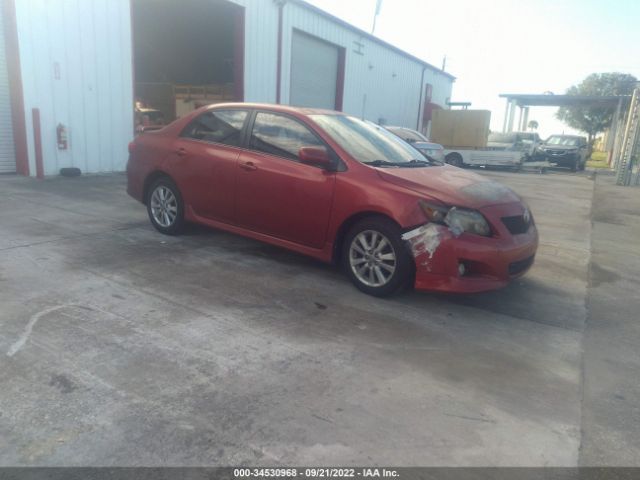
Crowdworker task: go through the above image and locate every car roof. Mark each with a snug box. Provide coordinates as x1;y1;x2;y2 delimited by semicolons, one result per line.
548;134;584;139
207;102;344;117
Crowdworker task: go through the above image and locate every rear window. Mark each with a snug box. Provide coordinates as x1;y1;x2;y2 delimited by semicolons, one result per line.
181;110;248;147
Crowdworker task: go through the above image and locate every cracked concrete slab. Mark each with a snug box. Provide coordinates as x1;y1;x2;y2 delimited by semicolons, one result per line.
0;170;636;466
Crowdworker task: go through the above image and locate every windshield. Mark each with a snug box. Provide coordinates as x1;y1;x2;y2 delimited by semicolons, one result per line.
488;133;517;144
311;114;430;165
546;136;579;146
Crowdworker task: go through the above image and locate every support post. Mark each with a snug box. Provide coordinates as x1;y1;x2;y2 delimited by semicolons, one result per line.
32;108;44;179
507;100;516;132
502;99;510;132
522;107;529;131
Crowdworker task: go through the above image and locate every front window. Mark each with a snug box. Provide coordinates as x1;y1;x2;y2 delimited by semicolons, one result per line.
250;112;324;161
546;136;579;146
310;114;428;166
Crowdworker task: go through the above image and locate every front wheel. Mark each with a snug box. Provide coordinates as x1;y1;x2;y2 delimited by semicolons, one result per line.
146;177;185;235
342;217;413;297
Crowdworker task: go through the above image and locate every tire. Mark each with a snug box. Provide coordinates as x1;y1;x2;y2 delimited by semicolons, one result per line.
445;153;464;168
146;176;185;235
342;217;413;297
570;159;578;172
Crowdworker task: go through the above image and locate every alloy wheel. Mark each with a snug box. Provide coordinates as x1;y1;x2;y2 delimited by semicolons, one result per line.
349;230;397;287
150;186;178;227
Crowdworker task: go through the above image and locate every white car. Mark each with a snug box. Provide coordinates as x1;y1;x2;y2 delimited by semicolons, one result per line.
487;132;542;160
384;126;446;163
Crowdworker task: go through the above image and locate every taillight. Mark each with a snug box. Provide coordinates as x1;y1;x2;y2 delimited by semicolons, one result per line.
128;141;136;154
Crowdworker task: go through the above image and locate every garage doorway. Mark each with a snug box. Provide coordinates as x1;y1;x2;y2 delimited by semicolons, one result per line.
131;0;244;128
290;30;344;111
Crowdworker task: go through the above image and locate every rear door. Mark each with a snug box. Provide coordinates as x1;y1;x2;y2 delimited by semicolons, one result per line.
235;111;336;248
169;109;249;223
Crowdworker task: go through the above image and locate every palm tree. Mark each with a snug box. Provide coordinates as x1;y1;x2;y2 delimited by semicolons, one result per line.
528;120;539;131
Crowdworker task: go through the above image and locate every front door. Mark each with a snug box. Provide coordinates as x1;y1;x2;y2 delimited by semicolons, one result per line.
235;111;336;249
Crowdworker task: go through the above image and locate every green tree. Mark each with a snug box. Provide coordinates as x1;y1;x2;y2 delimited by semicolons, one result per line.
527;120;539;131
556;72;637;144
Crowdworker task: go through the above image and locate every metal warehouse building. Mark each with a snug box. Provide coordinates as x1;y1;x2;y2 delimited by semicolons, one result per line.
0;0;454;177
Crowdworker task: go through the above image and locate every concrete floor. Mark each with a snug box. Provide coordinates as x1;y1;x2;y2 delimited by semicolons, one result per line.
0;169;638;466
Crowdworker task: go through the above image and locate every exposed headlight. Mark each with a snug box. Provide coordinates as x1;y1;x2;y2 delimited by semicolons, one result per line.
567;148;578;154
418;201;491;237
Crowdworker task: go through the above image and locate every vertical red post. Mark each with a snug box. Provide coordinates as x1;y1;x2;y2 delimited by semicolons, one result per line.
2;0;29;176
32;108;44;179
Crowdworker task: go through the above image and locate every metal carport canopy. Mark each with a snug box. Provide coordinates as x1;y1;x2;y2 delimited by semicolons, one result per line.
499;93;631;134
499;93;627;107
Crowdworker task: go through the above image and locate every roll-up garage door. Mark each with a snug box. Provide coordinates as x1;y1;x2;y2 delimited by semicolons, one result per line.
290;30;339;110
0;8;16;173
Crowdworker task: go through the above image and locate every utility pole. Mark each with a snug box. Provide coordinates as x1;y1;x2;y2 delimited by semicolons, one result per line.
371;0;382;34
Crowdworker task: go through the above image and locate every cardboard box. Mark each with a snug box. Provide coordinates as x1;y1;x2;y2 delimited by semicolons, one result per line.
431;110;491;148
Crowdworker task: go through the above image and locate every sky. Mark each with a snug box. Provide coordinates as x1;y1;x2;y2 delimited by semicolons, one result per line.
305;0;640;138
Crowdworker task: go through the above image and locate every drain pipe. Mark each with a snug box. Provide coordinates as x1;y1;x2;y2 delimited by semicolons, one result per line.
275;0;287;104
416;66;427;131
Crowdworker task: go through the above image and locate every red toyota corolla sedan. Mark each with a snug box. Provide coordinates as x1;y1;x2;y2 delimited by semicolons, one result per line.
127;103;538;297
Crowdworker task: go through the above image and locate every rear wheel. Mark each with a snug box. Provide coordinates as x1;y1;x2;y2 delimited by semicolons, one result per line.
342;217;413;297
146;177;185;235
445;153;464;168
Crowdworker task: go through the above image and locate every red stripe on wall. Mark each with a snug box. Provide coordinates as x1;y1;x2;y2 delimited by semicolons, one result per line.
2;0;29;176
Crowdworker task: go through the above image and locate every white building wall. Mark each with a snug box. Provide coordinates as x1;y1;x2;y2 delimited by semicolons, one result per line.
227;0;279;104
11;0;452;176
424;68;453;108
231;0;453;128
15;0;133;176
280;1;453;129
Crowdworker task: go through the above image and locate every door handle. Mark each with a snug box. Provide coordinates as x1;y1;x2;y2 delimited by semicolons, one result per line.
174;148;187;157
240;161;257;171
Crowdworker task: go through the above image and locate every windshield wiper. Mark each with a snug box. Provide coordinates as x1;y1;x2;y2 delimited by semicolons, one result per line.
406;159;431;166
363;160;397;167
363;159;434;168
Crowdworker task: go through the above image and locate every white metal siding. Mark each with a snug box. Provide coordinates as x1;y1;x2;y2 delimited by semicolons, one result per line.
227;0;279;103
290;30;338;109
0;6;16;173
232;0;453;126
280;2;452;129
15;0;133;176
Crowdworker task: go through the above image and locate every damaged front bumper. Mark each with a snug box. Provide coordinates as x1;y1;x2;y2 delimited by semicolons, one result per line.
402;219;538;294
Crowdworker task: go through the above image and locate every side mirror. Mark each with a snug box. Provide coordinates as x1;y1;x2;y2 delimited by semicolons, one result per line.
299;146;332;169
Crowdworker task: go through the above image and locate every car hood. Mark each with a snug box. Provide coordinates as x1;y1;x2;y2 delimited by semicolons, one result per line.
376;165;521;208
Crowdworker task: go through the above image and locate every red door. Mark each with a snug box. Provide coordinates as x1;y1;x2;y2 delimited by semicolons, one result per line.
235;112;336;249
168;110;249;223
